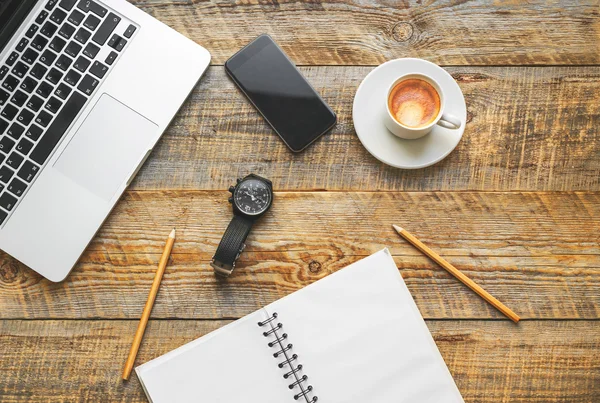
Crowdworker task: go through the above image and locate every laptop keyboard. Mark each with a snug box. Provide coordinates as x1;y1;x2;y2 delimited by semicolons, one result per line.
0;0;137;226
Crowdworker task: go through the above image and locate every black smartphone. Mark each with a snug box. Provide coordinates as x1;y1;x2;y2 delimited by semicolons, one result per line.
225;34;337;152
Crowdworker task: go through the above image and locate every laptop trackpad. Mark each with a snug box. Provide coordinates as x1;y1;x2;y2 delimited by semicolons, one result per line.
54;94;157;201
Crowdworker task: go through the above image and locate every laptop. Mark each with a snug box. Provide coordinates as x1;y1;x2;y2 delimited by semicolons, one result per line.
0;0;210;281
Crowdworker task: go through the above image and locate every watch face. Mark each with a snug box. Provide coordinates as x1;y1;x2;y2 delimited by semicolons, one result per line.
234;178;272;216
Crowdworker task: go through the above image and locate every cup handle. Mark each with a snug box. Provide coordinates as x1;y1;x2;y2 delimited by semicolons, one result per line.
437;113;462;130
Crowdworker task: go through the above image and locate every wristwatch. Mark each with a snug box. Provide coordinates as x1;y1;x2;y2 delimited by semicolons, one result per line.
211;174;273;276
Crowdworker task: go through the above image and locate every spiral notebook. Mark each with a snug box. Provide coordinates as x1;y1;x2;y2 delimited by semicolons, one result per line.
136;249;464;403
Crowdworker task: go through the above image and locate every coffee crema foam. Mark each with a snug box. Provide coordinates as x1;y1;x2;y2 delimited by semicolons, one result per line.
388;78;441;128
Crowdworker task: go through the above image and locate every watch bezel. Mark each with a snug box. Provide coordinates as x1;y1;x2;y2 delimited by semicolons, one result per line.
233;175;273;217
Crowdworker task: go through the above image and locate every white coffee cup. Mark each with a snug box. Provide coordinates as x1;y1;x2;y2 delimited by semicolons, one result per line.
383;73;462;140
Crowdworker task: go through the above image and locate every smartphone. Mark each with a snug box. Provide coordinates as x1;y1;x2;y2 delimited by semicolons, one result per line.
225;35;337;152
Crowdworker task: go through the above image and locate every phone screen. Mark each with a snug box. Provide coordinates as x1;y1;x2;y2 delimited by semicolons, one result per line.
225;35;336;152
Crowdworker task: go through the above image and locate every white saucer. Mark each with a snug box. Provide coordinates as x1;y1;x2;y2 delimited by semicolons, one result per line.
353;58;466;169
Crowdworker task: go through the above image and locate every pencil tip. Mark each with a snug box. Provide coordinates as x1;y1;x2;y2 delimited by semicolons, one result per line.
169;228;176;239
392;224;403;233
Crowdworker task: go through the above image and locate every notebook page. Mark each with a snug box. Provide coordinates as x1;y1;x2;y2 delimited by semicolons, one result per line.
135;309;292;403
265;249;464;403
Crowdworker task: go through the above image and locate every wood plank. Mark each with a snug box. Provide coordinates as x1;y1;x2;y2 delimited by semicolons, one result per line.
130;0;600;66
0;319;598;402
1;191;598;320
129;66;600;192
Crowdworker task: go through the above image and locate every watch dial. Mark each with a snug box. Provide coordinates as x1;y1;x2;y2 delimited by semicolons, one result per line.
234;178;272;215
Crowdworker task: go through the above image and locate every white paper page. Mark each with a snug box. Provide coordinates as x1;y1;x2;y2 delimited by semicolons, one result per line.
265;249;464;403
135;310;292;403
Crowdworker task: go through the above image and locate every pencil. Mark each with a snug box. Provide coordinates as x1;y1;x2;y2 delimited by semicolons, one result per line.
392;225;520;323
122;228;176;380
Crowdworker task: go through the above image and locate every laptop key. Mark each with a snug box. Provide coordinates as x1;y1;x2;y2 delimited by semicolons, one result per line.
84;14;101;31
59;0;78;11
50;8;68;25
93;13;120;45
16;38;29;52
0;192;18;210
108;34;126;51
45;97;63;114
58;23;76;39
1;104;18;120
6;52;19;66
17;109;35;126
0;66;8;80
83;42;100;59
68;9;85;26
25;124;44;141
74;28;91;44
124;24;137;39
46;0;59;9
10;91;28;107
55;54;73;71
17;160;40;183
41;21;58;38
36;81;54;98
31;63;48;80
26;24;39;39
0;91;8;107
89;61;108;79
49;36;66;52
35;110;54;127
46;68;63;84
20;76;39;94
77;74;98;96
27;95;45;112
77;0;107;17
0;209;7;225
36;10;49;25
31;34;49;51
55;83;72;100
11;62;29;78
0;118;7;134
40;49;57;67
73;56;91;73
0;137;16;155
8;178;27;197
21;48;39;65
65;69;82;86
16;138;34;155
6;152;24;170
65;41;82;57
7;123;25;140
31;91;86;165
105;51;117;66
2;75;19;92
0;192;17;211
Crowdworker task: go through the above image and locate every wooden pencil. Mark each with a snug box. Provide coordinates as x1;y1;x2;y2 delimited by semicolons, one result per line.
122;228;176;380
393;224;520;323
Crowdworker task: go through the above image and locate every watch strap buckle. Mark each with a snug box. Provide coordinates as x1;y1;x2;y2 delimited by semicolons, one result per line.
211;242;246;277
211;259;235;277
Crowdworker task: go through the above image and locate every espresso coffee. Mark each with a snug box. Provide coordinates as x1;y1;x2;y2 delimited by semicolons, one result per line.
388;78;441;128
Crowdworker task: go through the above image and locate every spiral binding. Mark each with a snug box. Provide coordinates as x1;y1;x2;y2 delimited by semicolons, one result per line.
258;313;318;402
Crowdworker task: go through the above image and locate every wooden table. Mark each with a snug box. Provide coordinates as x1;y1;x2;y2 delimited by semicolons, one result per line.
1;1;599;401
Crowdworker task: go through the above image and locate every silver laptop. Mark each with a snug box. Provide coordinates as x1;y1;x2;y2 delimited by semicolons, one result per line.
0;0;210;281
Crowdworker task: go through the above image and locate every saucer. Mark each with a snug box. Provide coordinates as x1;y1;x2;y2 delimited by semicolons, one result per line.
353;58;466;169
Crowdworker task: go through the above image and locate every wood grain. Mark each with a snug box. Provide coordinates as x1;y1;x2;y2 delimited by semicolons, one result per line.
129;0;600;66
0;319;598;402
129;66;600;192
1;191;598;320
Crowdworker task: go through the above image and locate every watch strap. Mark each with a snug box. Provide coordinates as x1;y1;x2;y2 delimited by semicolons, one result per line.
211;215;254;276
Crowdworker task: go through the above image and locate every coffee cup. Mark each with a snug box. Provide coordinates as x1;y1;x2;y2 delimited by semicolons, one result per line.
384;73;462;140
